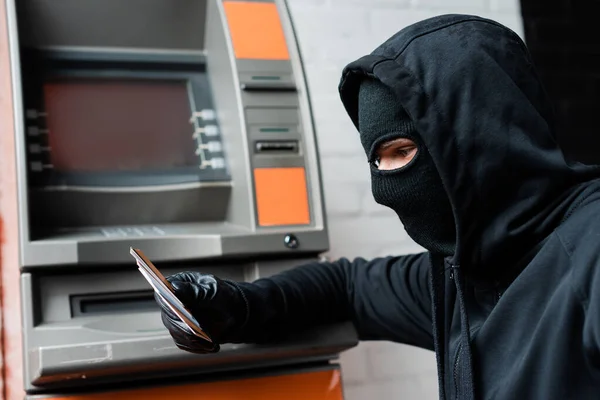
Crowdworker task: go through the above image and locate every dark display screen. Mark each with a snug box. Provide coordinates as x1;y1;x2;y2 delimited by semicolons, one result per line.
43;79;198;173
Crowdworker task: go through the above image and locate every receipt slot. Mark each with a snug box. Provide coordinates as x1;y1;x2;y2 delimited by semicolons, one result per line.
0;0;358;398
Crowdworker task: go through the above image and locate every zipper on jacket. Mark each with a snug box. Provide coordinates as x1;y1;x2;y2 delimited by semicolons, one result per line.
447;261;460;399
453;342;463;400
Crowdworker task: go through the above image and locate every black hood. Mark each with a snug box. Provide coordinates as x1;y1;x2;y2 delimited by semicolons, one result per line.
338;14;600;278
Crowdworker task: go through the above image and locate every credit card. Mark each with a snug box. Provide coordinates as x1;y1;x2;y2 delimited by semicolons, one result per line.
130;247;213;343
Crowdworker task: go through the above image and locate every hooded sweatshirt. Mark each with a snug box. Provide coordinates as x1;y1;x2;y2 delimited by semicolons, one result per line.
246;14;600;400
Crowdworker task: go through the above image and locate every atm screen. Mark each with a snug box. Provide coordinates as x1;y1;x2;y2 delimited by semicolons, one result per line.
43;79;198;173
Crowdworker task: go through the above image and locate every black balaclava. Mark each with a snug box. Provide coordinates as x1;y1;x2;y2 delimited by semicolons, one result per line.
358;77;456;256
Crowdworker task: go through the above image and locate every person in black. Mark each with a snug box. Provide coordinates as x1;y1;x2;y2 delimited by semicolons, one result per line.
156;14;600;399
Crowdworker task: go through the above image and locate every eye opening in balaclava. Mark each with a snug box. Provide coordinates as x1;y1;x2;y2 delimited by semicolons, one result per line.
367;131;422;174
358;77;457;256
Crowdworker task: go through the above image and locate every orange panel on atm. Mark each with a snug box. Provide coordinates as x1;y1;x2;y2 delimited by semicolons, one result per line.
223;1;290;60
254;167;311;226
45;369;343;400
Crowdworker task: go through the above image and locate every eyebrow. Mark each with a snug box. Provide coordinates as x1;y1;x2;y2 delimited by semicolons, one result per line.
378;138;413;150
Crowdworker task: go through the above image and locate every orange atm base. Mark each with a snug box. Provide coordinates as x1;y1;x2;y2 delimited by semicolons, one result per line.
37;369;344;400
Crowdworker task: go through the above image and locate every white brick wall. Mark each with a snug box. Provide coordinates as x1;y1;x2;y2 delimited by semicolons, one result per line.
285;0;524;399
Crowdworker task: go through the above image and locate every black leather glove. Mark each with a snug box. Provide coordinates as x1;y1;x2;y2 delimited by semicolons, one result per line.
155;271;250;354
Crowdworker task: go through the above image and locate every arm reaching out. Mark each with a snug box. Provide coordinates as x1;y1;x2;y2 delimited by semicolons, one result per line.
157;252;434;353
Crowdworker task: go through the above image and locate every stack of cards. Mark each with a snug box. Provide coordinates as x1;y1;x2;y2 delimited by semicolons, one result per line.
129;247;213;343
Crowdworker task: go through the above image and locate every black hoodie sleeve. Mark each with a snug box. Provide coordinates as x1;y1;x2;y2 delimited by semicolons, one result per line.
582;253;600;365
242;252;434;350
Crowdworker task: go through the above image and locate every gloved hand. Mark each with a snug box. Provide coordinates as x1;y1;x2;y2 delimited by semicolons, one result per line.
155;271;249;354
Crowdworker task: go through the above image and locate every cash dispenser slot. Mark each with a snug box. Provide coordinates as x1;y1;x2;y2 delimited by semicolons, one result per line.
71;290;157;317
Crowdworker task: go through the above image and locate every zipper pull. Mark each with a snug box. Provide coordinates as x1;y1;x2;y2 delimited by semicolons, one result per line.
449;264;459;280
445;258;457;280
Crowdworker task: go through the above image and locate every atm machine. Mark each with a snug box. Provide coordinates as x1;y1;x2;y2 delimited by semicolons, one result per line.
0;0;358;398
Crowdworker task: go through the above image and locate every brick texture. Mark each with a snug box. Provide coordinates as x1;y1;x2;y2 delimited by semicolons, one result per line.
520;0;600;165
285;0;524;398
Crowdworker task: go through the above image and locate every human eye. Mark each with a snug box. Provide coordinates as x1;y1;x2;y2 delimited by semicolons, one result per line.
395;147;413;157
374;138;418;170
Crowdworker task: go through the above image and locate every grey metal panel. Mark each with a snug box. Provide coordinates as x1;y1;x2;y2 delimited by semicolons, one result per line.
23;234;224;268
17;0;207;50
21;224;332;268
240;91;299;108
27;323;355;390
236;59;294;74
277;0;328;243
76;237;223;265
245;108;300;125
237;61;296;90
221;230;329;254
251;156;306;169
6;0;30;271
28;184;231;229
249;126;301;143
22;262;358;391
205;0;256;233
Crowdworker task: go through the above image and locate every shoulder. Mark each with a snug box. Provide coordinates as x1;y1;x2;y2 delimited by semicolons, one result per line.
556;198;600;304
556;197;600;258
